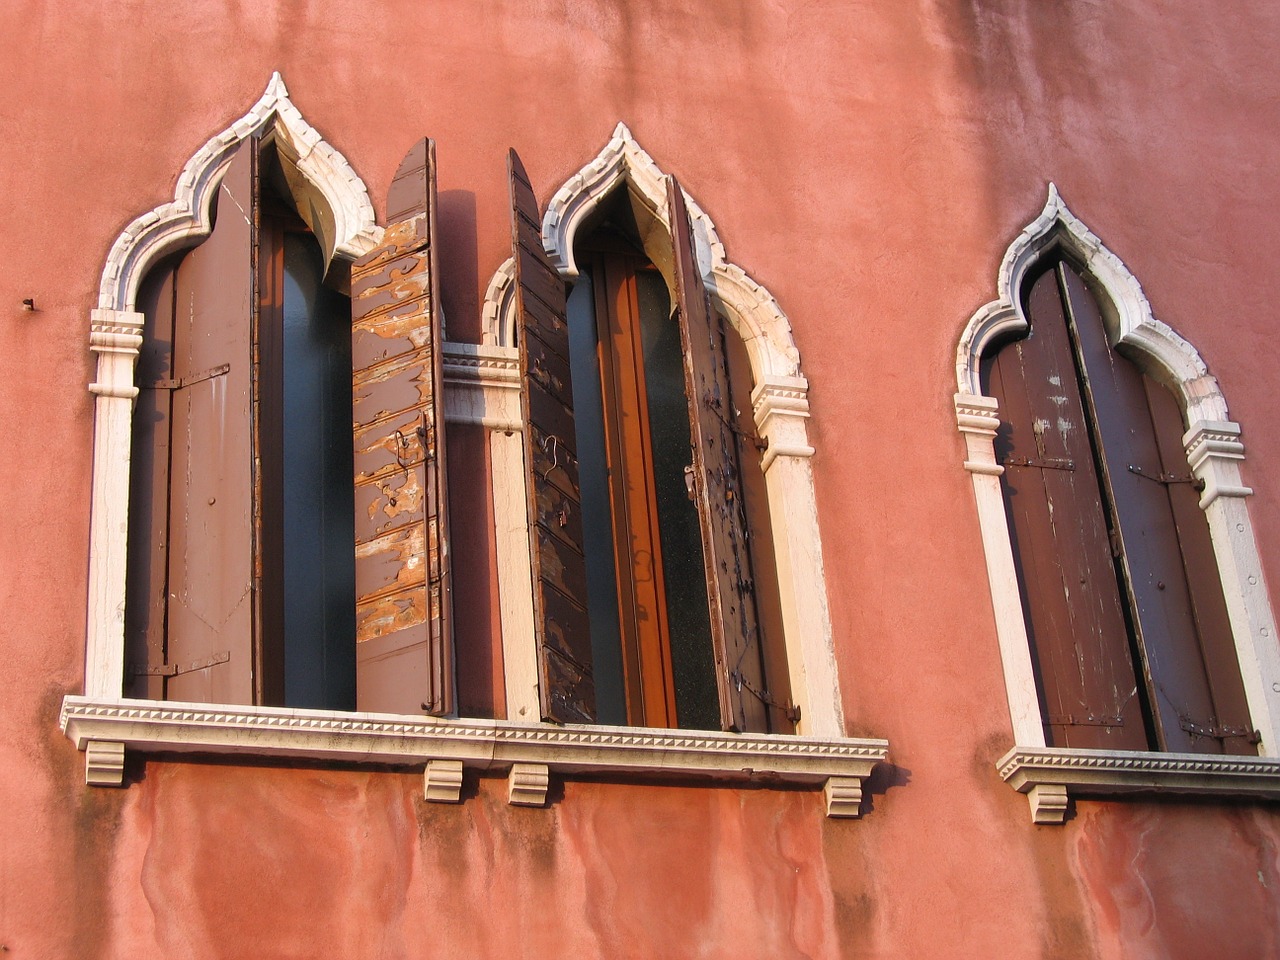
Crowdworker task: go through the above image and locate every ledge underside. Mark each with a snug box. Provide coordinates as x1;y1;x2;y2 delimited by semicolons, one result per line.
1000;746;1280;800
62;697;886;784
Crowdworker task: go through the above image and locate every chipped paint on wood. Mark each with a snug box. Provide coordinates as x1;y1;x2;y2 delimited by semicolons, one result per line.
511;148;595;724
350;139;451;715
669;177;769;734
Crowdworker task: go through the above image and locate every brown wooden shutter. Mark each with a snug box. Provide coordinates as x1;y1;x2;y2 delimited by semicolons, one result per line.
1060;265;1255;754
1147;382;1256;753
985;266;1146;749
350;139;453;716
509;148;596;724
125;265;178;700
666;176;768;734
162;142;258;705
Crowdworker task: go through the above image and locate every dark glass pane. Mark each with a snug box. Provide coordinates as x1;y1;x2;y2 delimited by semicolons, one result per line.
638;271;718;731
281;232;356;710
566;269;627;725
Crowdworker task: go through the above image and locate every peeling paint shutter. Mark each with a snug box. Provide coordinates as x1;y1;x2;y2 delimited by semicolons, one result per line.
350;139;453;716
510;148;596;724
985;265;1146;749
1061;265;1255;754
667;177;768;734
162;142;258;705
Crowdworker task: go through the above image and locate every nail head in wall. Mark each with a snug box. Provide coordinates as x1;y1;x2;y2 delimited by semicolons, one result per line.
21;298;34;311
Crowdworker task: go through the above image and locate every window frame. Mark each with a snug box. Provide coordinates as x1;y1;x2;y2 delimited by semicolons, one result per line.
955;186;1280;822
476;125;850;743
72;86;886;816
85;75;382;709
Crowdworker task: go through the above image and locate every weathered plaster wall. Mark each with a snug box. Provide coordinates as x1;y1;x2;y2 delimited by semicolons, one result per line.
2;1;1279;957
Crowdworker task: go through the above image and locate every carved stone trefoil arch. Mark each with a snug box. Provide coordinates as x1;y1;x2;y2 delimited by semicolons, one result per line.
85;73;382;700
483;123;800;384
474;124;845;738
954;185;1280;822
97;72;379;316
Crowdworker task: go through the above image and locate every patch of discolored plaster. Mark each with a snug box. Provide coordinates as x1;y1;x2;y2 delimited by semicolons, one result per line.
1073;801;1280;960
71;776;127;960
962;726;1097;958
140;763;415;960
404;779;841;959
959;725;1093;959
559;780;721;957
1023;817;1095;960
405;774;571;959
18;684;130;960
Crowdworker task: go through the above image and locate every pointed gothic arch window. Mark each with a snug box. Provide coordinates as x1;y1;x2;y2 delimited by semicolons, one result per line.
956;188;1280;822
984;257;1253;754
478;128;851;741
126;136;361;709
509;153;788;732
77;77;451;721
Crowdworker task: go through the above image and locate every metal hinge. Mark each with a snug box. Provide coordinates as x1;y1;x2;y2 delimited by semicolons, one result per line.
1046;713;1124;727
1179;717;1262;743
730;670;801;724
1127;464;1205;490
702;391;768;452
130;651;230;677
144;363;230;391
1000;456;1075;471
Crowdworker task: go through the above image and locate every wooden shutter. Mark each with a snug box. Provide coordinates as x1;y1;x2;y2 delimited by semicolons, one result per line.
125;265;178;700
985;266;1146;749
1148;381;1256;753
667;176;768;733
510;148;596;724
161;142;258;705
350;139;453;716
1060;265;1255;754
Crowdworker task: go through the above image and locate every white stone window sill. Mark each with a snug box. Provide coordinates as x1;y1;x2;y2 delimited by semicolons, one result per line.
60;696;888;817
999;745;1280;823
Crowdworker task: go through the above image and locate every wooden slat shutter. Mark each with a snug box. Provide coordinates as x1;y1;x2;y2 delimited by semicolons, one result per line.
509;148;596;724
350;139;453;716
985;266;1146;749
1147;382;1256;753
1060;265;1255;754
666;176;768;733
125;265;178;700
163;142;258;705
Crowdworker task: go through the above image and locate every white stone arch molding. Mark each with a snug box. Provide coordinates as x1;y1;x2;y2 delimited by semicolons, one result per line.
85;73;382;700
954;184;1280;823
477;122;846;739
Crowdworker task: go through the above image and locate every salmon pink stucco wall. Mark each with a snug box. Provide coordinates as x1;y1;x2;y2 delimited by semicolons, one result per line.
2;2;1280;958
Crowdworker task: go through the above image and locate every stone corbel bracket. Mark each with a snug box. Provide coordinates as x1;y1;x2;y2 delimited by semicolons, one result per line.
956;185;1280;823
1000;747;1280;824
61;697;888;818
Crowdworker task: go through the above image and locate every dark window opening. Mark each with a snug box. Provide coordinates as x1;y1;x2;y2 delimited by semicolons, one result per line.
552;190;782;732
566;226;721;729
259;201;357;709
510;151;791;733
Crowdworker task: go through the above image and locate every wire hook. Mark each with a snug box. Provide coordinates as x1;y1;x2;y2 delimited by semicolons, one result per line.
542;433;561;479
